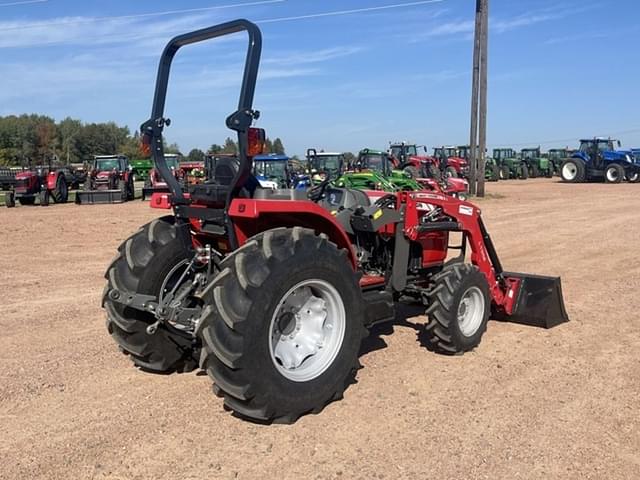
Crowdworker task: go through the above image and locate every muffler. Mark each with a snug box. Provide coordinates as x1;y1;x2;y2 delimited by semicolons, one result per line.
496;272;569;328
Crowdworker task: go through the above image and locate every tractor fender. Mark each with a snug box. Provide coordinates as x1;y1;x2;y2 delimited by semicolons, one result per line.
46;170;59;190
228;199;357;269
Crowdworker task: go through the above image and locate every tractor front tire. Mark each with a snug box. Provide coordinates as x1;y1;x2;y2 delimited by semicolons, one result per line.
605;164;624;184
423;263;490;355
627;172;640;183
528;164;539;178
39;189;50;206
198;227;366;423
104;216;200;373
489;164;500;182
51;175;68;203
499;165;510;180
560;159;585;183
519;164;529;180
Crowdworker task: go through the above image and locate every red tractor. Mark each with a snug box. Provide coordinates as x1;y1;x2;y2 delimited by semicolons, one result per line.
433;146;470;179
103;20;568;424
142;154;184;200
76;155;134;204
388;142;439;178
5;160;80;208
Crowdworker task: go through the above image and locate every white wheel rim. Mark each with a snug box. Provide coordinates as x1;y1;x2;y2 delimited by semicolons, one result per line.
562;163;577;180
269;279;346;382
457;286;485;337
630;173;639;181
606;168;618;182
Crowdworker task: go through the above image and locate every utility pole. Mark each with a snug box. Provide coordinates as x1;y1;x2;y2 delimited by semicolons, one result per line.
469;0;489;197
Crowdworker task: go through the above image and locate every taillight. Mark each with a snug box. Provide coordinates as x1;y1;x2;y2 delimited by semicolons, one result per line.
247;127;266;157
140;132;152;157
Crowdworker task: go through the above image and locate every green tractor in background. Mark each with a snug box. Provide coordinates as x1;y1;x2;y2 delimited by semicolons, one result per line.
520;147;553;178
493;148;528;180
457;145;500;182
547;148;571;176
336;148;420;192
129;158;154;182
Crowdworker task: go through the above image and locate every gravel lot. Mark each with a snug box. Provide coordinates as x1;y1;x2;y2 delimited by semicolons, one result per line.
1;178;638;480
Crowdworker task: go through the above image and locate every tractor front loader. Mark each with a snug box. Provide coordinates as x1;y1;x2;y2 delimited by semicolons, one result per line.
103;20;569;424
76;155;134;204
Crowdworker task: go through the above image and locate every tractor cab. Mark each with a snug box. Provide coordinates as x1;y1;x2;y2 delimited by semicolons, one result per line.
354;148;394;176
388;142;434;178
252;153;291;189
306;150;344;182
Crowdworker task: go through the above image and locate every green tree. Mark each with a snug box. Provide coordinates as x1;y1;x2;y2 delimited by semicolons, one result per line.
209;144;223;154
273;138;285;155
57;117;82;163
164;142;181;154
222;137;237;154
187;148;205;163
264;138;274;154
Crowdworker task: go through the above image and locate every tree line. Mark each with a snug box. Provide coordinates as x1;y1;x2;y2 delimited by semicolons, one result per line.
0;114;288;167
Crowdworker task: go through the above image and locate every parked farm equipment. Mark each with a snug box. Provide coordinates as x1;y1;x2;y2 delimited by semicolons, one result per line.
560;138;640;183
5;160;83;208
493;148;528;180
253;153;291;189
547;148;571;175
103;19;569;424
388;142;439;179
520;147;553;178
457;145;500;182
142;154;183;200
306;149;345;183
433;146;469;179
76;155;134;204
130;158;154;182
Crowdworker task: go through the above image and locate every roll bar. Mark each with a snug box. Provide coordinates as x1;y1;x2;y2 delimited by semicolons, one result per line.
141;19;262;204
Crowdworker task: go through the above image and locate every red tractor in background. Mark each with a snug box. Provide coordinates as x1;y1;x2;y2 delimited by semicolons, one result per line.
179;160;206;185
5;159;84;208
103;20;568;424
388;142;439;178
76;155;134;204
142;153;184;200
433;146;469;179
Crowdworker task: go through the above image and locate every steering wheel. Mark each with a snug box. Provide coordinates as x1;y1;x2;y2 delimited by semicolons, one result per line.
307;175;331;202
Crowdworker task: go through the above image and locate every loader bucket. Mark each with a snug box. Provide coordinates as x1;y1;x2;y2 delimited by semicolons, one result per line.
75;189;125;205
496;272;569;328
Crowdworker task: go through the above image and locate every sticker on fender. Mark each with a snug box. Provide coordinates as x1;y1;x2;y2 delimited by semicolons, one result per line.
458;205;474;216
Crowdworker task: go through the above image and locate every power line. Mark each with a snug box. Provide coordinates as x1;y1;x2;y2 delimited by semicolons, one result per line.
258;0;446;24
0;0;285;31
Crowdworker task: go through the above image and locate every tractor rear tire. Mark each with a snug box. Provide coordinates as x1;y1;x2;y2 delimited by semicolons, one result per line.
104;216;200;373
545;166;554;178
423;263;490;355
560;159;585;183
528;164;539;178
519;164;529;180
18;197;35;206
51;175;68;203
6;191;15;208
198;227;366;423
604;164;624;184
499;165;510;180
403;166;420;179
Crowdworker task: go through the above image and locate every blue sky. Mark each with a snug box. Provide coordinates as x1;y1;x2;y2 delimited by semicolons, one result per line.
1;0;639;156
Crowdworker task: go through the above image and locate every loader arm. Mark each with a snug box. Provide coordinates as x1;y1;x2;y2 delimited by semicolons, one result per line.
403;192;568;328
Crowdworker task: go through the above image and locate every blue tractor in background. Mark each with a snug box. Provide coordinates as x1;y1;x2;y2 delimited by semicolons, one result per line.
560;138;640;183
252;154;292;189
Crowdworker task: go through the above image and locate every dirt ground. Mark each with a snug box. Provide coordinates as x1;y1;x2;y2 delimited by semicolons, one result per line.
0;178;638;480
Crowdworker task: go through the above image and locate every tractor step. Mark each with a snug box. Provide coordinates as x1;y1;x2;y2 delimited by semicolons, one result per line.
362;290;395;327
75;189;125;205
496;272;569;329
